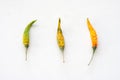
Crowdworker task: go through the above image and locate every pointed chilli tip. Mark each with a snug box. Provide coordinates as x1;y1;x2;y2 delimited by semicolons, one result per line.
58;18;61;29
87;18;90;24
32;19;37;23
59;18;61;23
87;17;89;21
30;19;37;24
28;19;37;26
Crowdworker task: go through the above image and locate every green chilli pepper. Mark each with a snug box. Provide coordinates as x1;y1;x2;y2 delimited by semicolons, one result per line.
23;20;37;61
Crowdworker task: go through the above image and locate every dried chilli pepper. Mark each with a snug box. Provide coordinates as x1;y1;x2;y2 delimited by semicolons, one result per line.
57;18;65;63
23;20;37;61
87;18;98;65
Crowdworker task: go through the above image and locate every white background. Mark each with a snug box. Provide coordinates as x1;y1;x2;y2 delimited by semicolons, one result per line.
0;0;120;80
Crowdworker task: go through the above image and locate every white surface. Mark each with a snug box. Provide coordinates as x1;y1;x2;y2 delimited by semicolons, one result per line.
0;0;120;80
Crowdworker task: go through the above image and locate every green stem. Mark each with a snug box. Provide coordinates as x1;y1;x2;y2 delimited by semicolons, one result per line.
60;47;64;63
25;47;28;61
88;47;96;65
88;53;94;65
62;52;65;63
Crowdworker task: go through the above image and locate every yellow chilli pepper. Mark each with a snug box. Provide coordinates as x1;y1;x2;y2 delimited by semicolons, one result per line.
23;20;37;61
57;18;65;63
87;18;98;65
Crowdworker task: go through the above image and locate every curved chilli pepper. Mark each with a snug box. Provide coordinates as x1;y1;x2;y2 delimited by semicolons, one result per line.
87;18;98;65
23;20;37;61
57;18;65;63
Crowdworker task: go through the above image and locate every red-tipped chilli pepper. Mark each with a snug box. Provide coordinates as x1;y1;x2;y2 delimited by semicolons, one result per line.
23;20;37;61
87;18;98;65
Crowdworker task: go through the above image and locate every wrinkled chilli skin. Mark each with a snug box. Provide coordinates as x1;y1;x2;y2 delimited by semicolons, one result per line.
23;20;37;61
57;18;65;63
87;18;98;65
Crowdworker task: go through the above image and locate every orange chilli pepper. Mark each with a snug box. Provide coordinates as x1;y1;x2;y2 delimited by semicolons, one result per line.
87;18;98;65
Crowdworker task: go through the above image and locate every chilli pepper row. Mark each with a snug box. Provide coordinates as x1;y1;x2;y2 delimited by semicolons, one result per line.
23;18;98;65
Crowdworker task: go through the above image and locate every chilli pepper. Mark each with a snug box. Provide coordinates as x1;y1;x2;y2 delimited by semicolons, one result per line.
23;20;37;61
87;18;98;65
56;18;65;63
